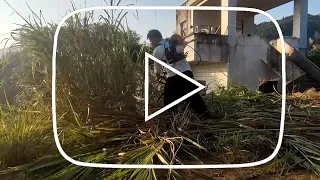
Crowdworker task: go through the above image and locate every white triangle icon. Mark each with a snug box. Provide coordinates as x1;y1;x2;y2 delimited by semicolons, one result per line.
145;52;205;122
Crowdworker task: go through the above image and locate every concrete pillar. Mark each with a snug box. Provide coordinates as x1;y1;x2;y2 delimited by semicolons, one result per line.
293;0;308;55
221;0;237;46
221;0;237;90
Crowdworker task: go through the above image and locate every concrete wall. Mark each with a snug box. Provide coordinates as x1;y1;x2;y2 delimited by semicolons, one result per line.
273;37;320;85
266;44;306;92
221;0;237;46
228;35;280;91
274;37;300;54
178;10;255;36
177;9;222;36
190;61;228;92
184;34;229;63
184;34;306;92
194;34;229;62
193;10;221;34
184;34;196;62
293;0;308;55
236;12;255;34
229;34;305;91
176;10;189;36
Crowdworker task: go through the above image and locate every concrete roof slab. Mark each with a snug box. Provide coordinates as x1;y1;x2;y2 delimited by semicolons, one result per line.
183;0;293;12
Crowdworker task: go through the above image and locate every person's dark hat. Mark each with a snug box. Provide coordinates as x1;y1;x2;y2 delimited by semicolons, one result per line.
147;29;162;39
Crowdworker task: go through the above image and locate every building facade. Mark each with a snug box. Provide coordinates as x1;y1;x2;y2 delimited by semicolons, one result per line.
176;0;319;93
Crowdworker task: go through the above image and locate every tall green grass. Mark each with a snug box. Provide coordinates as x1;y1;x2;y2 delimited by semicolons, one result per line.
0;0;168;178
0;106;53;170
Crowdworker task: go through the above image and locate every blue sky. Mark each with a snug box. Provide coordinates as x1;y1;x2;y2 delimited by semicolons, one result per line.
1;0;319;48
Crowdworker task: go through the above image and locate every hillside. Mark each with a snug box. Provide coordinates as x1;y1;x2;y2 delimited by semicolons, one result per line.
254;14;320;42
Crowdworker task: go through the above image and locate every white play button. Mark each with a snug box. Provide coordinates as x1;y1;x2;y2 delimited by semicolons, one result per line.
145;52;206;122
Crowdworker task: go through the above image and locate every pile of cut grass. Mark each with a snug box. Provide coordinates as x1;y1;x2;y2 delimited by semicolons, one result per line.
1;86;320;179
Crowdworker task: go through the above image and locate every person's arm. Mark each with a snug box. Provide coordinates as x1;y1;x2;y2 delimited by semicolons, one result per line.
173;34;188;48
175;34;196;48
181;38;188;48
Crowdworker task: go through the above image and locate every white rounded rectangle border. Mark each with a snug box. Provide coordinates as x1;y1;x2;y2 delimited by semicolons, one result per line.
52;6;286;169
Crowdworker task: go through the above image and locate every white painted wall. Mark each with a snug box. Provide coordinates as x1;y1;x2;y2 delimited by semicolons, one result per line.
190;62;228;92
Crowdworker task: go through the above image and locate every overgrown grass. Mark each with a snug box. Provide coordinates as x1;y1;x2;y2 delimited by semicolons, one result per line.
0;0;320;179
0;106;53;170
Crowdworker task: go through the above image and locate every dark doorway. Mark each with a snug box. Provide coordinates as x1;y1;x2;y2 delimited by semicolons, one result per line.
259;80;278;93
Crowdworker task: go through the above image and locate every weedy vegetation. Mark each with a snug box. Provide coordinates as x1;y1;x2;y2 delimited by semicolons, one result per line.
0;0;320;179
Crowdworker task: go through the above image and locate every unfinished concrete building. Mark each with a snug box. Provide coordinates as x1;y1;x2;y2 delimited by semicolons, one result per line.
177;0;320;93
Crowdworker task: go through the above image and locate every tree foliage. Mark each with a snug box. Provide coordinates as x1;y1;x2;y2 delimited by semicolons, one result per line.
254;14;320;42
307;44;320;67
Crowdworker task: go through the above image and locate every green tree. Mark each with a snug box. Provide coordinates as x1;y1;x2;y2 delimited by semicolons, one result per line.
307;44;320;67
254;14;320;42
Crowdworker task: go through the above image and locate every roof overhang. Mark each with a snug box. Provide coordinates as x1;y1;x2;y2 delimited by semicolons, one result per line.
182;0;293;12
238;0;293;12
